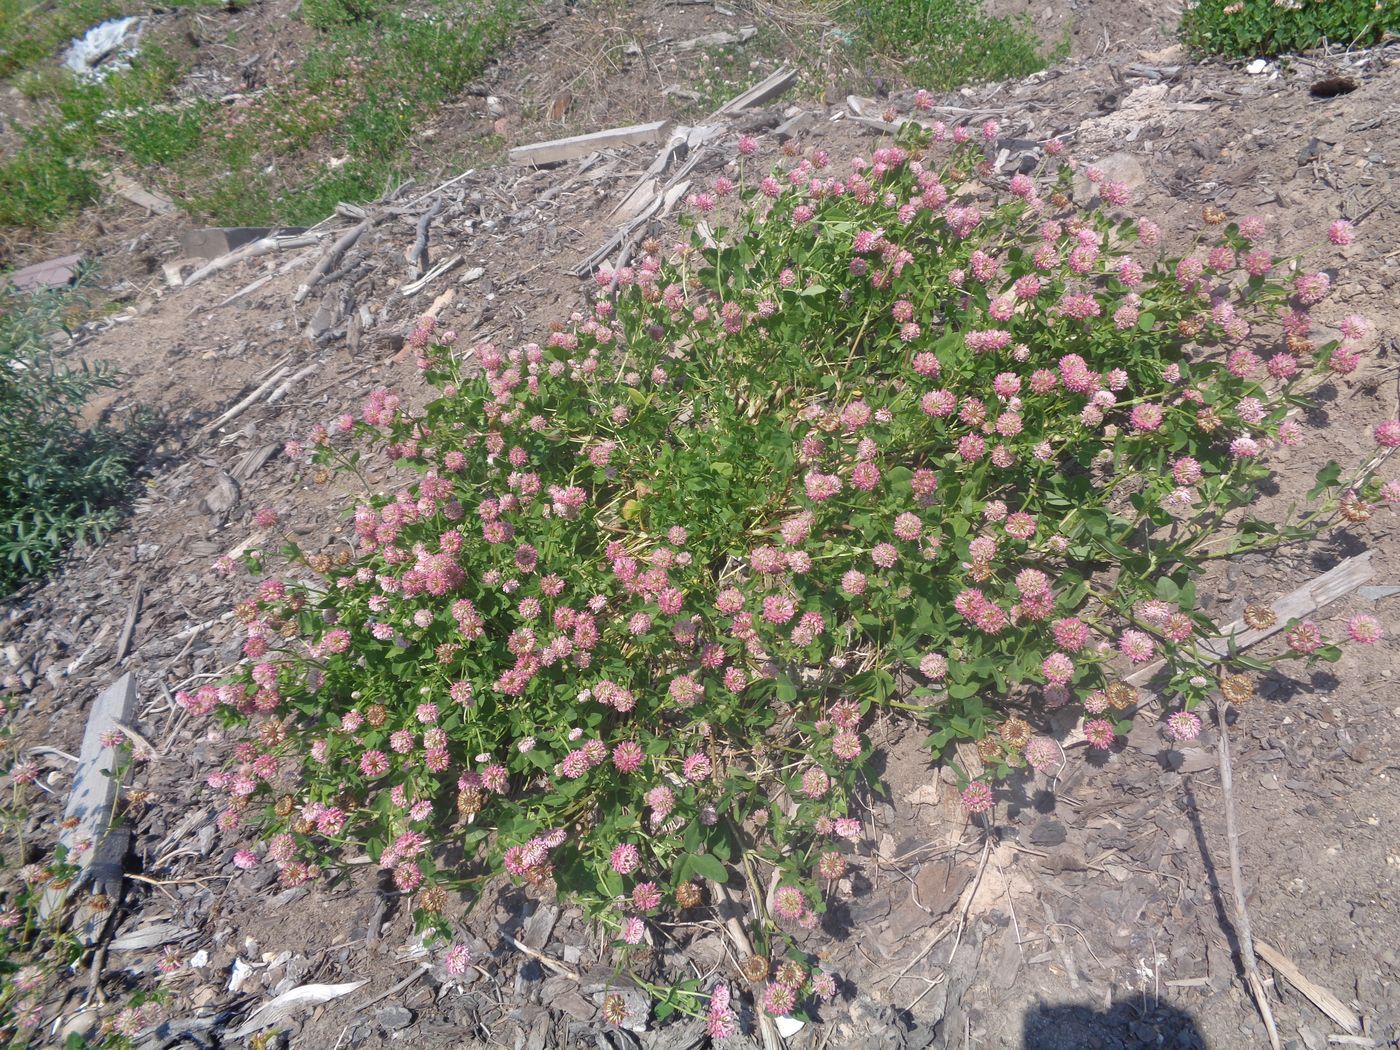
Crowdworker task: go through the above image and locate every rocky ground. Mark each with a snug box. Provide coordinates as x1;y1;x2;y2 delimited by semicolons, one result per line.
3;2;1399;1048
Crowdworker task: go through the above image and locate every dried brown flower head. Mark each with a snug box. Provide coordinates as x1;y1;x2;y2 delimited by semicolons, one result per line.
1220;673;1255;705
418;885;447;914
365;704;388;728
1105;682;1137;710
1285;333;1315;356
601;994;627;1025
259;720;288;747
1339;491;1373;523
273;796;295;818
976;735;1004;763
776;960;807;989
999;717;1032;748
740;954;771;983
1202;204;1228;226
1196;406;1223;433
1243;603;1278;630
457;788;484;817
675;881;703;909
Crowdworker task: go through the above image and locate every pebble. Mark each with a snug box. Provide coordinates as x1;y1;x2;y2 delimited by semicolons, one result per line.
375;1005;413;1031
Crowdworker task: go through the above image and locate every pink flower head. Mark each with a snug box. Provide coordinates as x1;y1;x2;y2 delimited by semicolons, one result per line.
612;741;644;773
444;943;472;976
1346;613;1384;645
1166;711;1201;742
1327;219;1355;246
1023;737;1060;773
1118;630;1155;663
1083;718;1116;749
960;781;994;815
610;843;641;875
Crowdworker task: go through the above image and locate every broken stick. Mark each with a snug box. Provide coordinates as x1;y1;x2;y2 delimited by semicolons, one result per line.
408;198;444;277
294;219;370;305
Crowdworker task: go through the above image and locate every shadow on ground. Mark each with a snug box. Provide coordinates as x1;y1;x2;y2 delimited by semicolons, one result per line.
1022;1001;1206;1049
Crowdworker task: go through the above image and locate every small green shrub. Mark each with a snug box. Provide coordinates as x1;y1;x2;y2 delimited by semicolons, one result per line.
838;0;1061;91
1182;0;1398;56
0;277;148;593
194;122;1395;1031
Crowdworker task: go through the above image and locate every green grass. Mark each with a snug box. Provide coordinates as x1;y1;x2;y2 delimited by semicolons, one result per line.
835;0;1065;91
678;0;1064;124
1181;0;1398;56
0;0;531;230
0;0;119;79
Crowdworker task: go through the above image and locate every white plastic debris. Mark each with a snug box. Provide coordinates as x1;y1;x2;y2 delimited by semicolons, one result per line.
1246;58;1269;75
775;1016;805;1038
63;17;143;80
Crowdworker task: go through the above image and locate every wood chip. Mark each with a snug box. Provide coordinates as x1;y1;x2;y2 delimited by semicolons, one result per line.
1254;939;1361;1034
714;67;798;115
509;121;672;167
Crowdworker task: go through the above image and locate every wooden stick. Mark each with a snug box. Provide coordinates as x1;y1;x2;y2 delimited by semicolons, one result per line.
1255;939;1361;1034
182;234;321;288
408;199;444;278
400;168;475;210
400;254;462;297
1126;551;1373;686
1215;696;1281;1050
350;965;430;1013
509;121;671;166
708;880;784;1050
713;67;797;116
113;577;144;663
294;220;370;305
202;366;290;433
499;932;578;980
265;363;320;405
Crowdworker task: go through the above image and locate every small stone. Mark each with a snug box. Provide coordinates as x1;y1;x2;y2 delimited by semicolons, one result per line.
374;1005;413;1031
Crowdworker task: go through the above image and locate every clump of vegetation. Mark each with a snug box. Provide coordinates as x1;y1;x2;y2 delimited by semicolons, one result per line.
176;113;1395;1035
837;0;1062;90
0;0;528;230
1181;0;1398;57
0;275;148;593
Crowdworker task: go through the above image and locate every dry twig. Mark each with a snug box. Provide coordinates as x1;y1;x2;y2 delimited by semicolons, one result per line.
1215;697;1282;1050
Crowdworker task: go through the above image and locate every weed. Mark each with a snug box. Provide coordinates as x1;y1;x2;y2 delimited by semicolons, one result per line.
1181;0;1398;56
837;0;1062;90
0;272;151;593
197;122;1394;1032
0;0;531;231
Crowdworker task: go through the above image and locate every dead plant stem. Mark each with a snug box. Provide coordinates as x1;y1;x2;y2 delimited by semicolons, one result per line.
1215;697;1282;1050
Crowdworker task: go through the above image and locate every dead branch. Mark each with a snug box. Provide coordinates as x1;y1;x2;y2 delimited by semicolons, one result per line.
294;220;370;305
408;199;445;277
